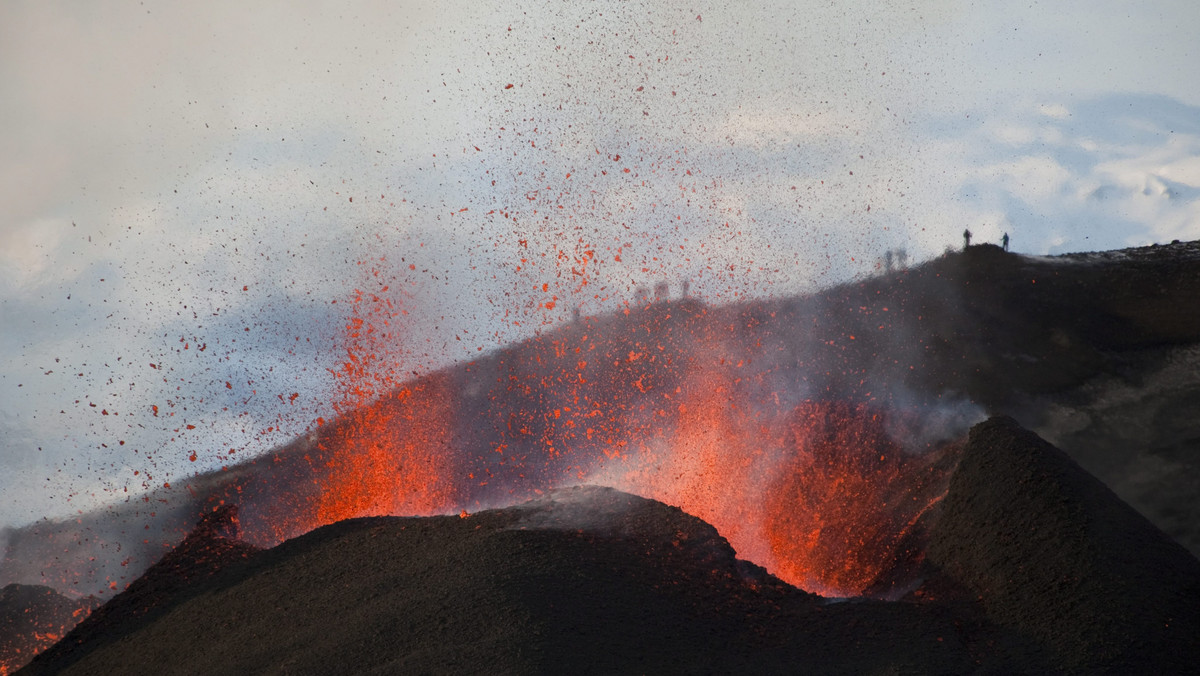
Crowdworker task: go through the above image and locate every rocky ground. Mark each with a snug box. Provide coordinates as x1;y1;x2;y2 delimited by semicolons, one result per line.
17;417;1200;675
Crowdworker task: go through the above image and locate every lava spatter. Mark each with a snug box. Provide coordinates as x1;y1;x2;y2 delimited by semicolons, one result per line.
308;285;456;526
764;401;960;597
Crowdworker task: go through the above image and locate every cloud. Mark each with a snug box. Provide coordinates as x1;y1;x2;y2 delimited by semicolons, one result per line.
1039;103;1071;120
981;156;1074;201
699;109;874;149
0;218;75;290
930;94;1200;252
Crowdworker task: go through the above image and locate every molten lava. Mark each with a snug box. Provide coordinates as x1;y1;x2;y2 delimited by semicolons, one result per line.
602;362;782;574
0;586;98;676
314;379;456;523
2;292;979;676
764;402;960;597
310;288;456;523
290;292;963;598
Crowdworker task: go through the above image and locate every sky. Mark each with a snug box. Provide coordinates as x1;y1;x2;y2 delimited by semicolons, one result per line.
2;0;1199;529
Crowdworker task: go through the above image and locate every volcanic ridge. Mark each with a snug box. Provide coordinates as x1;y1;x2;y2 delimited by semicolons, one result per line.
4;240;1200;673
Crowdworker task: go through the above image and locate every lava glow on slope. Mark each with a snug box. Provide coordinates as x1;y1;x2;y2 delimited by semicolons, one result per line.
312;288;456;524
0;272;976;675
259;286;963;599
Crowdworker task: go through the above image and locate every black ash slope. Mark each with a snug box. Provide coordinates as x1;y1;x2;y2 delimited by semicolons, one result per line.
24;418;1200;675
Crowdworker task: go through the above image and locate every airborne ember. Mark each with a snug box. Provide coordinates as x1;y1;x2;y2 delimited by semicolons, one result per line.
234;266;979;599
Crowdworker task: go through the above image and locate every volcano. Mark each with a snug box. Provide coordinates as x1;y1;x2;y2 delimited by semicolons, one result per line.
4;241;1200;673
16;418;1200;674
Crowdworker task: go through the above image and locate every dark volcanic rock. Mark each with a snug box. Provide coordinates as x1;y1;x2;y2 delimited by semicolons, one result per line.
24;421;1200;674
25;488;987;676
9;241;1200;672
22;505;259;675
926;416;1200;674
0;585;97;675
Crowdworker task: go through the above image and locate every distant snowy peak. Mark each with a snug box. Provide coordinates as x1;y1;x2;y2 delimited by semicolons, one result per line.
1085;174;1200;202
1032;238;1200;265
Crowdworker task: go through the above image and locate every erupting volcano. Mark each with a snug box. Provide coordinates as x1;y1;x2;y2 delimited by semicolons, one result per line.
224;270;977;600
5;241;1200;674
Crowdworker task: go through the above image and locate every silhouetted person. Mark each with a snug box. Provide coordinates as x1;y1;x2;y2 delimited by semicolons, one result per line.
1002;232;1010;251
963;229;972;249
884;249;894;272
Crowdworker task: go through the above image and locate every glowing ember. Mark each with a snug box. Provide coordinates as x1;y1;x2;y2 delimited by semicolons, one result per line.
313;379;456;523
0;289;979;674
764;402;960;597
0;292;971;616
600;359;782;573
290;293;962;597
0;586;98;676
309;287;456;524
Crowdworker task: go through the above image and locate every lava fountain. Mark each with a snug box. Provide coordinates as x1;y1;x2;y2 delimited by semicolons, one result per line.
272;290;968;598
765;401;961;597
0;276;981;675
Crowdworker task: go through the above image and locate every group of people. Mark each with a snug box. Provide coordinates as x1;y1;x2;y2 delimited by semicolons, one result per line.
963;229;1009;251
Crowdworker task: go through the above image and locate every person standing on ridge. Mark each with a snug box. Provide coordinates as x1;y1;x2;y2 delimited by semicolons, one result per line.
963;228;972;249
1002;232;1010;251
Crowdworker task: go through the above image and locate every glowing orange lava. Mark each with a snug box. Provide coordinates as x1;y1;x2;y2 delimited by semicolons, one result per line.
313;378;456;523
0;591;96;676
292;294;962;598
309;286;455;525
763;401;960;597
604;359;782;571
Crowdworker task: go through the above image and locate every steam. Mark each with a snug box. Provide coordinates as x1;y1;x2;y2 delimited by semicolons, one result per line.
509;485;652;537
883;396;985;453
